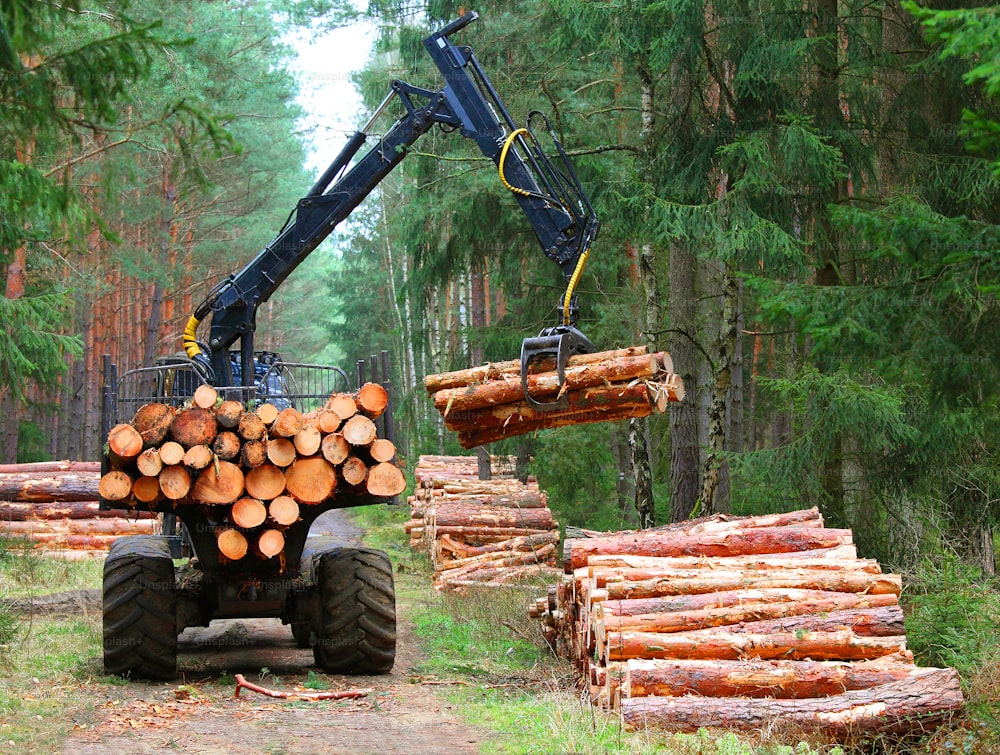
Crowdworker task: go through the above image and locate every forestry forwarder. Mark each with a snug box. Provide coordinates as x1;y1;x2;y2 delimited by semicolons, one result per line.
98;11;600;680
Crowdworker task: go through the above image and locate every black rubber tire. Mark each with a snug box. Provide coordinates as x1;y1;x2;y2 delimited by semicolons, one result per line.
102;535;178;680
291;621;312;648
313;547;395;674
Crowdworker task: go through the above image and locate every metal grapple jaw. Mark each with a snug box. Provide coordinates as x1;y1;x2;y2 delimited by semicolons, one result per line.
520;324;596;411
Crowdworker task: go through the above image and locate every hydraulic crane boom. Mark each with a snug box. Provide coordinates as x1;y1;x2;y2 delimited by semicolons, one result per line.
183;12;599;409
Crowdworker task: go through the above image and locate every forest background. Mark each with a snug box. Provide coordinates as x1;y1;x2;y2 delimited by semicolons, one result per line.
3;0;1000;635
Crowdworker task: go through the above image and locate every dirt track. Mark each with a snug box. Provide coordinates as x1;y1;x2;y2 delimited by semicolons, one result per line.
59;510;487;755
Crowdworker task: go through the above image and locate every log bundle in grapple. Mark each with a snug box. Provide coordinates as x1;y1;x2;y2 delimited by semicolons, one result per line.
407;455;561;590
99;383;406;565
424;347;684;448
531;508;964;737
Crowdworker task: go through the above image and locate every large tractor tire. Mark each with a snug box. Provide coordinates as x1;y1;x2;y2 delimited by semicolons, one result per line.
103;535;178;680
313;546;395;674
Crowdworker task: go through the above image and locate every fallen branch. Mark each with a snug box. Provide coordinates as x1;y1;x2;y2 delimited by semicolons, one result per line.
233;674;371;701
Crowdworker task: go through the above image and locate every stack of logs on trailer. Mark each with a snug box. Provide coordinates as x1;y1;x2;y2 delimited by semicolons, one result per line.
406;455;561;590
531;508;965;737
424;347;684;448
0;461;156;554
98;383;406;564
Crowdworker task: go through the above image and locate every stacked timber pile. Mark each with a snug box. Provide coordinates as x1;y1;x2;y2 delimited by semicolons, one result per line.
531;508;964;737
98;383;406;565
0;461;157;553
406;454;561;590
424;346;684;448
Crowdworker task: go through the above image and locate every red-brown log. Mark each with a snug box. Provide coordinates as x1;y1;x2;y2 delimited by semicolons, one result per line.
605;628;906;663
325;393;357;421
130;403;175;446
366;462;406;497
231;497;267;529
266;438;297;467
0;461;100;474
98;471;132;502
285;457;336;503
356;382;388;418
600;570;900;600
271;408;305;438
245;464;286;501
433;504;554;530
0;501;156;520
317;408;341;434
0;518;157;536
619;668;963;736
0;471;100;502
159;465;192;501
623;655;922;699
191;461;244;504
132;476;161;504
107;424;144;460
268;495;299;526
564;527;852;572
217;528;248;561
169;408;218;447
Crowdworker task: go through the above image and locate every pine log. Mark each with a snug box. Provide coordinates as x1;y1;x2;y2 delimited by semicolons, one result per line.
326;393;357;421
605;628;906;663
437;531;559;559
135;448;163;477
256;402;280;426
238;412;266;441
0;471;100;502
431;525;555;540
215;400;244;429
433;505;554;530
356;382;389;418
159;441;186;466
0;461;100;474
271;408;305;438
0;518;157;536
369;438;396;463
600;571;901;600
191;461;244;504
321;433;349;465
268;495;300;526
0;501;157;521
231;497;267;529
217;528;248;561
132;476;162;504
98;470;133;502
193;384;219;409
266;438;297;467
342;415;377;446
438;543;557;574
294;425;322;456
583;553;878;573
435;352;660;416
15;533;122;550
170;408;218;447
317;408;341;434
367;462;407;497
564;527;852;572
340;456;368;487
131;403;176;446
285;457;336;503
108;424;144;460
623;655;923;699
240;440;268;469
620;667;963;736
423;346;651;394
212;431;242;461
183;444;215;471
600;592;899;634
245;463;286;501
159;465;192;501
256;528;285;559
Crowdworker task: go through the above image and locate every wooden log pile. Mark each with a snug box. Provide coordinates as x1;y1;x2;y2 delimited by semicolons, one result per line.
0;462;158;553
530;508;964;737
424;347;684;448
98;383;406;565
406;455;562;590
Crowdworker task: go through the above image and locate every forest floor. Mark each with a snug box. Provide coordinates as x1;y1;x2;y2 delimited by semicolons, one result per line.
47;510;489;755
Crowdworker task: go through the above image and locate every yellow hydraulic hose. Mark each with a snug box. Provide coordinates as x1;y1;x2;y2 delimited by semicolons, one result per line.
498;128;532;197
562;249;589;326
182;314;203;360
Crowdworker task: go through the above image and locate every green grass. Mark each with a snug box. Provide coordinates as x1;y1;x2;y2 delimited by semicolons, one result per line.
0;537;103;598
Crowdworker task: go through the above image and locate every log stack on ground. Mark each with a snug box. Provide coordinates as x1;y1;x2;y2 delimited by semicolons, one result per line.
530;508;964;737
0;463;158;554
424;347;684;448
98;383;406;566
406;454;561;590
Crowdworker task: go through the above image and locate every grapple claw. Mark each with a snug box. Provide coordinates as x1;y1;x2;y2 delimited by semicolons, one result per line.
520;325;596;411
